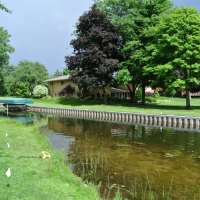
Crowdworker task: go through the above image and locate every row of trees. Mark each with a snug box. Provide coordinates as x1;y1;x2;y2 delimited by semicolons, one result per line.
1;61;49;96
65;1;200;109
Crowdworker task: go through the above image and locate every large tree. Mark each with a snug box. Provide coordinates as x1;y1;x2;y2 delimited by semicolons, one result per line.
0;1;13;95
0;72;6;95
0;27;14;66
6;60;49;96
144;6;200;109
65;4;119;103
96;0;173;103
0;28;15;95
0;64;15;95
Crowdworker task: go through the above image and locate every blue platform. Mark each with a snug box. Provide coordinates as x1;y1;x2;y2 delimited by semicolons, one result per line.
0;98;34;112
0;98;34;105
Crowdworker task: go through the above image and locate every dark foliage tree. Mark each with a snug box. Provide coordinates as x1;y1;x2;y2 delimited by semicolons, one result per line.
65;4;119;103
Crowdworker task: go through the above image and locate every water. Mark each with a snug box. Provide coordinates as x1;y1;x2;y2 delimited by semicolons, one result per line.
1;111;200;199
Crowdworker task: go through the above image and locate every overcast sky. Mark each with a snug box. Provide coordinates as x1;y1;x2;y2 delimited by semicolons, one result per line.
1;0;200;75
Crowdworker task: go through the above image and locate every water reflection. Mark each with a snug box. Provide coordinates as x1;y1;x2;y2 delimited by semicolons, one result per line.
0;110;34;123
45;115;200;199
1;111;200;199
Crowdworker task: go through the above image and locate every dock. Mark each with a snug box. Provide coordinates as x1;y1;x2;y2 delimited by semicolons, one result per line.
0;98;34;113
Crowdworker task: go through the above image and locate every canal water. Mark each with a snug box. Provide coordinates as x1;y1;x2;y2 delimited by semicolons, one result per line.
1;111;200;199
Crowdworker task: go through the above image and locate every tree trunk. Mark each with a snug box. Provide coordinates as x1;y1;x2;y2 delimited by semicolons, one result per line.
142;126;145;138
131;125;136;139
103;87;107;104
186;88;191;109
127;82;136;103
30;86;34;96
141;80;145;105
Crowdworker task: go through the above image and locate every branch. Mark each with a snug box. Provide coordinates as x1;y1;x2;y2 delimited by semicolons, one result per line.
0;2;12;14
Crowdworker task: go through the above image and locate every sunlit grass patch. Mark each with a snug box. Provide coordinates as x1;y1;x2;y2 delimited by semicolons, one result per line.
0;118;101;200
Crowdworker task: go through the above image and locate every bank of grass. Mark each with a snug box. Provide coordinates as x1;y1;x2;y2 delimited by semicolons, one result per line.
0;118;102;200
32;97;200;117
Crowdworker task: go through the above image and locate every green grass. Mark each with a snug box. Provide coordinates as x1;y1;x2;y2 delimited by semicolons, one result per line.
0;118;102;200
31;97;200;117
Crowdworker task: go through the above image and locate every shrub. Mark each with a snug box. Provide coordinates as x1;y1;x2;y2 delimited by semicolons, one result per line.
107;96;114;101
76;90;82;98
84;96;93;101
10;84;29;97
145;97;157;103
42;95;51;100
145;92;155;97
94;96;101;100
33;85;48;98
154;91;160;98
135;87;142;100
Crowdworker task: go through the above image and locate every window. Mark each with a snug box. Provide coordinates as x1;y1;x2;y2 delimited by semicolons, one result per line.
61;81;65;85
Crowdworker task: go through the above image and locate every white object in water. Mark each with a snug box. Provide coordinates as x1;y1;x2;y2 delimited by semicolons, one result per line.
6;168;11;177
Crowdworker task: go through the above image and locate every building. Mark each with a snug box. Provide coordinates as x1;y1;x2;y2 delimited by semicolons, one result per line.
44;75;78;98
44;75;130;99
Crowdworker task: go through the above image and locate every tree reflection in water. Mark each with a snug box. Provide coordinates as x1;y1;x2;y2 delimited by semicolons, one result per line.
28;114;200;199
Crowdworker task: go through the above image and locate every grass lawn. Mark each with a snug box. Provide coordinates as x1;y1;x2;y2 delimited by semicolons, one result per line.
0;118;102;200
31;97;200;117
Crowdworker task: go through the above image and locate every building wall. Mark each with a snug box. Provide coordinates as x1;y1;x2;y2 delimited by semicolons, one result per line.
88;86;111;97
48;78;154;100
48;79;78;98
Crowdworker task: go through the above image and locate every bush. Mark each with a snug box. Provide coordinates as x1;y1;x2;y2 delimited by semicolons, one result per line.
42;95;51;100
145;92;155;97
135;87;142;101
58;84;75;96
107;96;114;101
84;96;93;101
145;97;157;103
154;91;160;98
10;84;29;97
94;96;101;100
76;90;82;98
33;85;48;98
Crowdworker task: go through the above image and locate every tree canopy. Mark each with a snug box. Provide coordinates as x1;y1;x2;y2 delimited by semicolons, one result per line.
0;27;14;95
5;60;49;96
50;69;63;78
96;0;173;103
0;27;14;66
65;4;119;103
144;6;200;109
